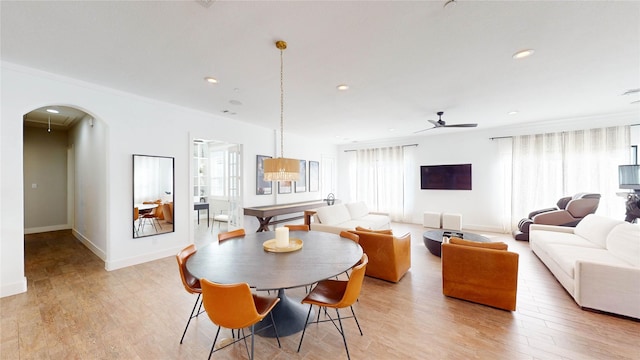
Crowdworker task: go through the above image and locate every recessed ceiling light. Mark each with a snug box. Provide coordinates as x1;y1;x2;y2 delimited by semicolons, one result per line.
204;77;218;84
512;49;535;60
388;128;395;132
229;100;242;106
508;111;519;115
46;109;59;114
337;84;349;91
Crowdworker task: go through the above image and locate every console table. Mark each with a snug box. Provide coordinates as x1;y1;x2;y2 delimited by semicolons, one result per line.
194;202;209;227
244;200;328;232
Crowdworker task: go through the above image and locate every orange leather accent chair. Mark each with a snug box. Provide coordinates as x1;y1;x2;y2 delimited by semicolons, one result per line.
349;228;411;283
441;237;519;311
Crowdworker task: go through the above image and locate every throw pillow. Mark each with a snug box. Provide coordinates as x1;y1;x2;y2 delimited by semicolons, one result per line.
449;237;508;250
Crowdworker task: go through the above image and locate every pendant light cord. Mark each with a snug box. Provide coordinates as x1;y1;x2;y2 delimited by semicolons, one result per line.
279;45;285;159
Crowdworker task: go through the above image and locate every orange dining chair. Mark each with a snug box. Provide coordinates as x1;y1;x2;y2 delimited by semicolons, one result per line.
133;207;140;236
337;231;360;280
217;228;246;242
141;201;162;231
201;279;281;360
339;231;359;243
284;224;310;231
297;253;368;360
176;244;204;344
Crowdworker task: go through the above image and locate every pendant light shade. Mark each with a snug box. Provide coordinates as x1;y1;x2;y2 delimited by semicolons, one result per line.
263;40;300;182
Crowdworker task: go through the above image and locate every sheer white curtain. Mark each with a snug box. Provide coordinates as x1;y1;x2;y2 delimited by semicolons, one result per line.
563;126;630;218
351;146;405;221
511;126;630;228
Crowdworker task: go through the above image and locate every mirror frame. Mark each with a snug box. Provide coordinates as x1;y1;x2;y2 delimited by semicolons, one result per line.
133;154;175;238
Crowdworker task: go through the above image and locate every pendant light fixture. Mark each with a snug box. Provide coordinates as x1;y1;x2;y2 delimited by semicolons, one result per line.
263;40;300;182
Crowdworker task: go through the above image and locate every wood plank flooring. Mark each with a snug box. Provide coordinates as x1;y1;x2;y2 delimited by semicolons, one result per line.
2;223;639;359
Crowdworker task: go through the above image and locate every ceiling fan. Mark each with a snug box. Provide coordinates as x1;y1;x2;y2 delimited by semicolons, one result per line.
414;111;478;133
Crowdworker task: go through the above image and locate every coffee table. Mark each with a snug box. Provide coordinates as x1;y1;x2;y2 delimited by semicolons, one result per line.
423;229;489;257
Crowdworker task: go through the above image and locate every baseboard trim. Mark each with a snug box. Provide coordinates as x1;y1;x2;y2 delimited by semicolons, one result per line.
24;224;71;234
105;246;182;271
1;277;27;298
71;229;106;261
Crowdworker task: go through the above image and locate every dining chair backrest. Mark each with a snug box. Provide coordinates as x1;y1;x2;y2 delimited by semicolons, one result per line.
201;280;263;329
285;224;310;231
335;253;368;308
339;230;359;243
218;228;246;242
176;244;200;294
134;207;139;221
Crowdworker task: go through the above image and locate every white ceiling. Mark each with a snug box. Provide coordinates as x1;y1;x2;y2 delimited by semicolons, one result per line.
2;1;639;143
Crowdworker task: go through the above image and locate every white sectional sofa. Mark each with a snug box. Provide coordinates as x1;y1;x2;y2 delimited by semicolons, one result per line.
309;201;391;234
530;214;640;319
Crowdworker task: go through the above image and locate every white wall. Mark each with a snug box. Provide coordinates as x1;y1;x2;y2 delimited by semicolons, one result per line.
337;131;508;232
0;62;336;297
23;126;69;231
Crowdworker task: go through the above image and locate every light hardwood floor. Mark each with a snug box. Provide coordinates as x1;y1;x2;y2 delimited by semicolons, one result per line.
2;222;639;359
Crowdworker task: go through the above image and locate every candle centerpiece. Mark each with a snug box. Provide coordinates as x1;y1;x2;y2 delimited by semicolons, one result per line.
275;227;289;248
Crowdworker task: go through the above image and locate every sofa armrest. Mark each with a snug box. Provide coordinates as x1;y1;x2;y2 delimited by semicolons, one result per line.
369;211;389;216
529;223;576;233
575;261;640;319
442;244;519;311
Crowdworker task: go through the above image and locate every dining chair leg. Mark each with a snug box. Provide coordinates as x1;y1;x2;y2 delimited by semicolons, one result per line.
180;293;201;344
207;326;222;360
350;306;363;336
336;309;351;360
270;311;281;348
250;324;255;360
296;304;314;353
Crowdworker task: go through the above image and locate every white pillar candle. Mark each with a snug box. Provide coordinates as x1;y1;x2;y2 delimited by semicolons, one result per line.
275;227;289;248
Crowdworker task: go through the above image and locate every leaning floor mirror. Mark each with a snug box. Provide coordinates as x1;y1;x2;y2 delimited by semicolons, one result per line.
133;154;175;238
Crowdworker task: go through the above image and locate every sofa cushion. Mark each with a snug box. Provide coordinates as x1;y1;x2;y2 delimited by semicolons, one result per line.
315;204;352;225
573;214;624;248
606;223;640;267
544;244;631;279
449;237;508;250
346;202;369;219
357;214;390;229
530;230;601;248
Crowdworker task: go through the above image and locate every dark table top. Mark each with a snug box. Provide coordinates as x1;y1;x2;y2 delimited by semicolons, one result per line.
423;229;489;244
186;230;363;291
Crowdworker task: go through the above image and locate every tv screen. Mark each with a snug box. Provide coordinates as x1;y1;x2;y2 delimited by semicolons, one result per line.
619;165;640;190
420;164;472;190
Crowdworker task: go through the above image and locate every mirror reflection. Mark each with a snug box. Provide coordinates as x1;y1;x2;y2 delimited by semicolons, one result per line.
133;154;175;238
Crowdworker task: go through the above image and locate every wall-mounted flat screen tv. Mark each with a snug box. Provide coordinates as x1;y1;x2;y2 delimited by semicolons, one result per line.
619;164;640;192
420;164;472;190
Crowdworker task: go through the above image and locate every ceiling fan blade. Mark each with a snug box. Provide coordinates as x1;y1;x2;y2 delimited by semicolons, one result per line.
427;119;440;127
444;123;478;128
413;127;436;134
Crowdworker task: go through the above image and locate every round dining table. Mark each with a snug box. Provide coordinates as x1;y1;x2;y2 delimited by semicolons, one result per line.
186;230;363;337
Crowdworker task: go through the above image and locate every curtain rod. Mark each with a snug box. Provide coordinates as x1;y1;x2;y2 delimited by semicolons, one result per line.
343;143;418;152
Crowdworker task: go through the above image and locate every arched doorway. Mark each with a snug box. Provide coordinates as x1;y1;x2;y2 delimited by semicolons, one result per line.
23;105;108;262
